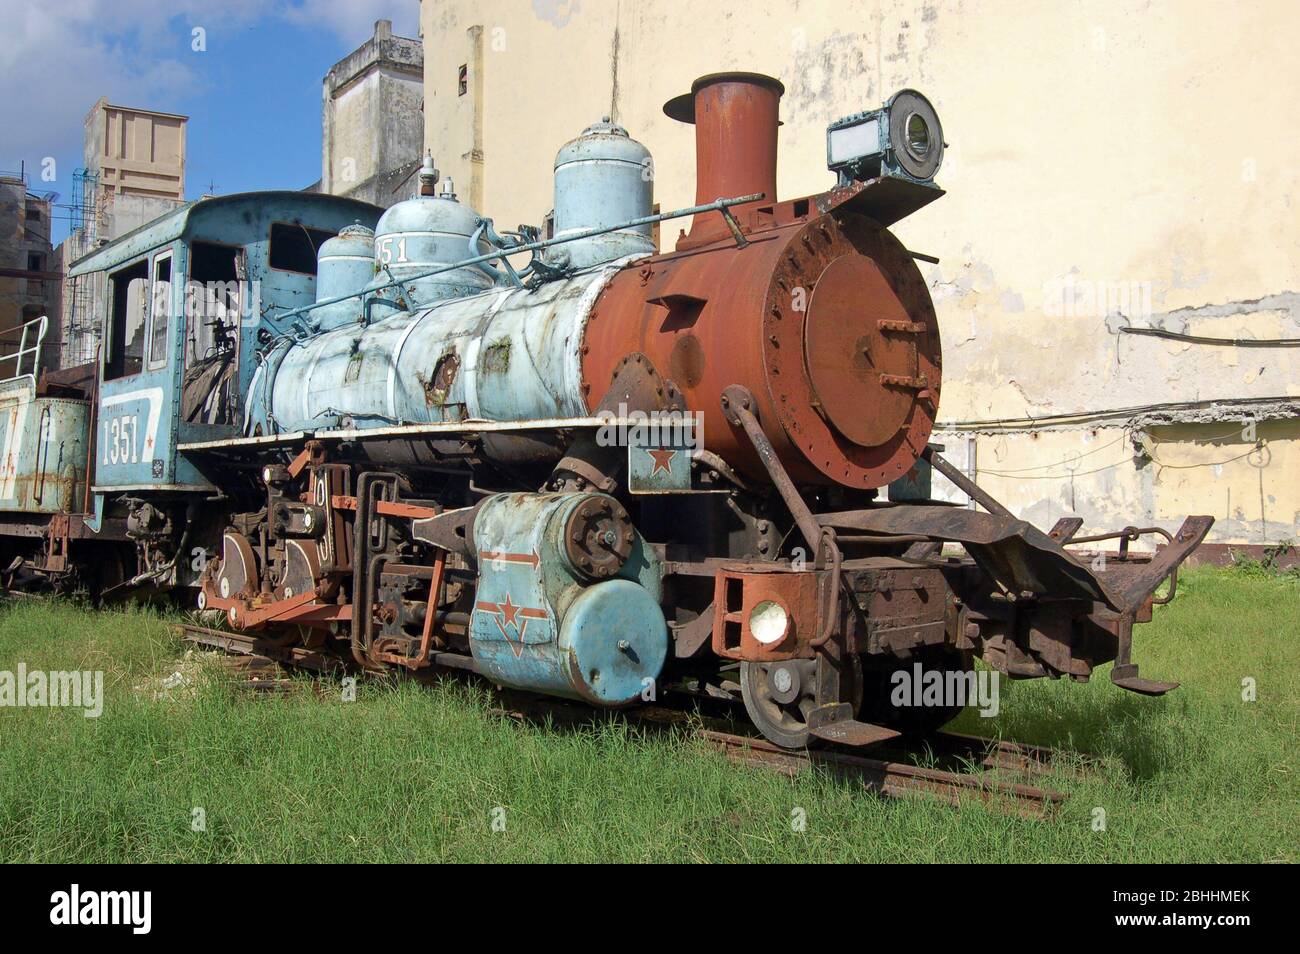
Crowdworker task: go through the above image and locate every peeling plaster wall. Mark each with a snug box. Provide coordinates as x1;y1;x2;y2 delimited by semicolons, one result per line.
420;0;1300;545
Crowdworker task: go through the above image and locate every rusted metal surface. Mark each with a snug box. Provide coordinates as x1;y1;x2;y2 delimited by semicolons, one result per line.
720;384;827;562
1047;516;1084;543
815;176;947;227
583;207;938;490
845;564;955;656
821;506;1211;614
710;563;821;661
820;505;1119;606
43;513;71;573
176;624;344;673
922;446;1013;518
562;494;633;579
371;548;447;670
663;72;783;248
203;588;352;631
700;730;1065;819
1064;524;1180;604
804;255;932;447
805;704;902;746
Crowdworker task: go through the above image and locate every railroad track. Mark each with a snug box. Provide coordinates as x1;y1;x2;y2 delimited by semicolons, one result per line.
176;623;1082;818
178;624;345;674
698;729;1066;818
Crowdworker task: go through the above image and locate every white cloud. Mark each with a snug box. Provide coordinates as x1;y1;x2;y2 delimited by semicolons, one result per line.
0;0;418;169
280;0;420;43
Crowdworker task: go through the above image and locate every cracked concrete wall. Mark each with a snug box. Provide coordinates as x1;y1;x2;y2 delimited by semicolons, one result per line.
420;0;1300;545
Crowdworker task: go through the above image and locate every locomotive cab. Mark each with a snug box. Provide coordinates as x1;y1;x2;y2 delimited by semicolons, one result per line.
66;193;383;496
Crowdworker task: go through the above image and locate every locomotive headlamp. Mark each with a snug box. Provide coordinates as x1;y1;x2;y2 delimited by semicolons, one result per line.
826;88;944;183
749;600;790;645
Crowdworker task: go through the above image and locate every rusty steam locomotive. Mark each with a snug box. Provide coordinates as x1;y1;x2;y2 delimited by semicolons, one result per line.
0;73;1212;748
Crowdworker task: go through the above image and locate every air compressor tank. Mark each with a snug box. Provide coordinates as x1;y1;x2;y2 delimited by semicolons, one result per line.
549;118;656;270
311;224;375;332
468;492;667;705
371;182;499;308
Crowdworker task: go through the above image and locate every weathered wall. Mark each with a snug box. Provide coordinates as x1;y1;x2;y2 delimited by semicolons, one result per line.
321;19;425;208
419;0;1300;546
84;98;186;202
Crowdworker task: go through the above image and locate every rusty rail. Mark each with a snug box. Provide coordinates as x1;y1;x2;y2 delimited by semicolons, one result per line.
700;729;1066;818
175;624;345;673
488;694;1075;818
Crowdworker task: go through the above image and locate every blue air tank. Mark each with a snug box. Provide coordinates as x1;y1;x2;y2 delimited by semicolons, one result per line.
549;118;655;270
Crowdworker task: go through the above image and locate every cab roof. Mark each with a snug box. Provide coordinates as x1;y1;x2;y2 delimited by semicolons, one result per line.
67;191;383;278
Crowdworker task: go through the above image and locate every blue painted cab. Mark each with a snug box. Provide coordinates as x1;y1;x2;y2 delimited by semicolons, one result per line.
67;192;382;493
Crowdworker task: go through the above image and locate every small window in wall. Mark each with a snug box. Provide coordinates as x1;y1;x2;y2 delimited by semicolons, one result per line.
27;253;43;272
27;207;41;222
268;223;335;275
105;259;149;380
148;252;172;369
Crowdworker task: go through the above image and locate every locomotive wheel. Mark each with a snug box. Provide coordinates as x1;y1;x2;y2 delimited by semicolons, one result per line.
740;655;862;750
858;648;976;736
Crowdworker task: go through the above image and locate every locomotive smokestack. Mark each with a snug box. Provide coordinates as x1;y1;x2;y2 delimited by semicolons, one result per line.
664;72;784;247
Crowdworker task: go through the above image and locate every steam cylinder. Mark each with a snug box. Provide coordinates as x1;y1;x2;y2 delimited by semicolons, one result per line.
550;118;656;270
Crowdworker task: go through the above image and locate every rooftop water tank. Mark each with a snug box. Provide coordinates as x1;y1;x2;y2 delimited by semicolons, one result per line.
550;118;655;270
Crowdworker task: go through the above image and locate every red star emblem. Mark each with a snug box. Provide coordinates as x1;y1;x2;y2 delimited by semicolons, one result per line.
500;592;519;628
475;593;549;659
647;447;676;476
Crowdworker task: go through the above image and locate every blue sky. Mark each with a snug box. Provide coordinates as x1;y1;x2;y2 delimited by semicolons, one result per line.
0;1;421;244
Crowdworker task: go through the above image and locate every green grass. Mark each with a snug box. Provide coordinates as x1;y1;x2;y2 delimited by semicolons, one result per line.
0;566;1296;863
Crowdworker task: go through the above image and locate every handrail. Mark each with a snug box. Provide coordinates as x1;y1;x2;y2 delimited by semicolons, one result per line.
268;192;765;323
0;314;49;385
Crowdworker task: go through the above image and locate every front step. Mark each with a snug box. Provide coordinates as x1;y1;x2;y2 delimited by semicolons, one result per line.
1110;665;1178;696
806;703;902;746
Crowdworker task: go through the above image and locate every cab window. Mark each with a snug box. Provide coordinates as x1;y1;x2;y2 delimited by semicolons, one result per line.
268;223;334;275
105;259;149;380
182;241;243;426
148;252;172;369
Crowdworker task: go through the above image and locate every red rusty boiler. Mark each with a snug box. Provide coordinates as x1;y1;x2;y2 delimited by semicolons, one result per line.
581;72;941;489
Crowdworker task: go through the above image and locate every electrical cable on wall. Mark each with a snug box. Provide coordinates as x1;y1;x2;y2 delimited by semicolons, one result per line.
1119;326;1300;347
